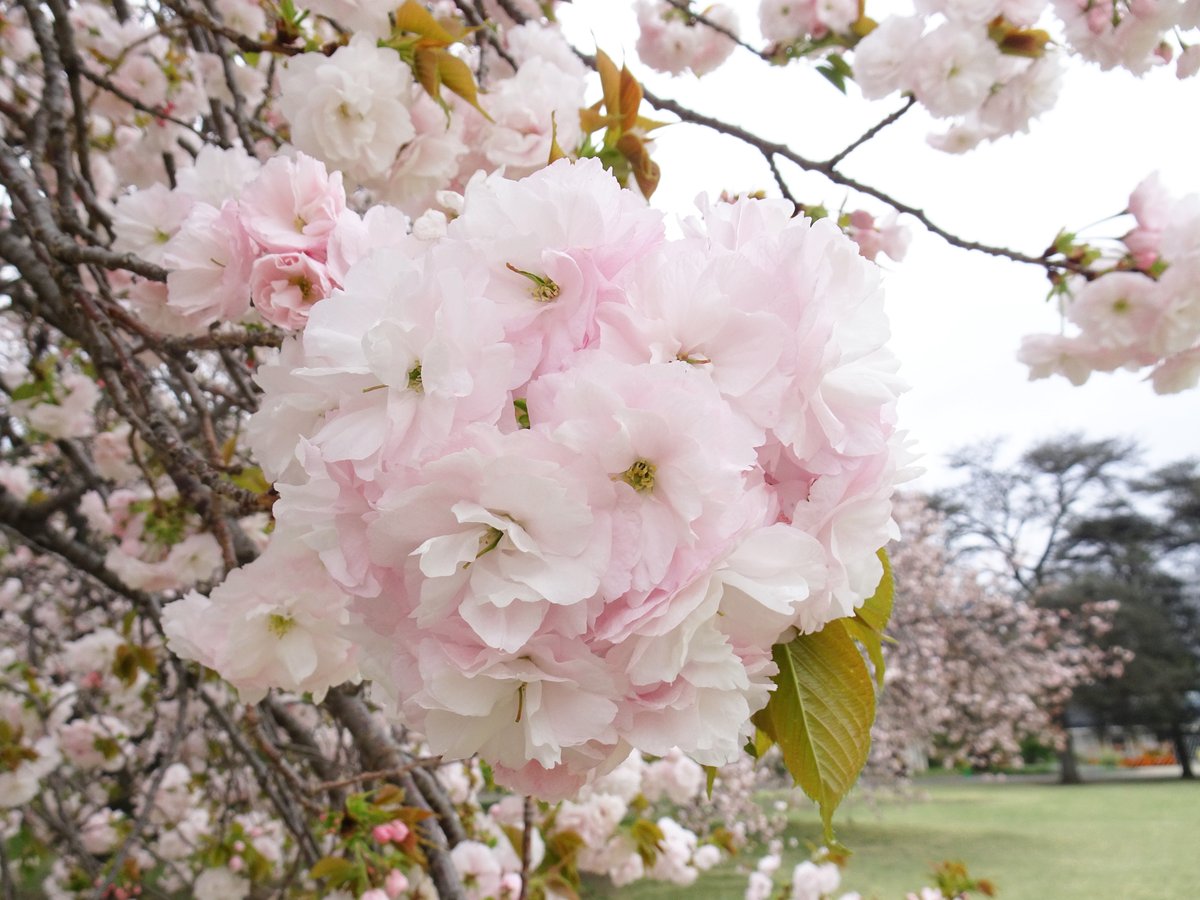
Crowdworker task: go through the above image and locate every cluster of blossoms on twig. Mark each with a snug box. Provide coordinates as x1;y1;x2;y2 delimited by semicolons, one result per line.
635;0;1200;151
1;536;767;899
162;154;911;798
0;545;300;899
630;2;1200;384
1020;172;1200;393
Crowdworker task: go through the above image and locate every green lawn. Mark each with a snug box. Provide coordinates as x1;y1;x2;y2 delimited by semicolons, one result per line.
590;778;1200;899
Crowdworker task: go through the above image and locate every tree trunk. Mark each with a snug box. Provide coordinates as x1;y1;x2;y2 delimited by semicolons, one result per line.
1058;729;1083;784
1172;727;1195;779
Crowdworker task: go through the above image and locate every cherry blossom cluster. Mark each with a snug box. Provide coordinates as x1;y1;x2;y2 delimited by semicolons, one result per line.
630;0;1067;151
802;204;912;264
840;2;1066;153
0;0;587;212
1020;173;1200;393
3;538;753;899
746;847;858;900
868;495;1124;777
113;148;405;334
635;0;740;75
163;155;908;798
0;547;294;899
438;747;734;895
1054;0;1200;75
0;0;269;190
273;16;587;209
671;749;793;847
633;1;1200;153
745;844;997;900
759;0;863;48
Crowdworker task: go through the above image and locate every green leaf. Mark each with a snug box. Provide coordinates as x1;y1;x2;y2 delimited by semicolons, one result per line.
752;624;876;841
855;549;894;632
228;466;271;495
111;644;139;687
753;727;774;758
617;65;643;132
816;62;849;94
546;829;584;882
540;873;581;900
277;0;298;26
840;617;885;688
513;398;531;429
10;381;44;402
309;856;357;885
840;550;894;687
703;764;717;799
614;132;660;199
630;818;664;867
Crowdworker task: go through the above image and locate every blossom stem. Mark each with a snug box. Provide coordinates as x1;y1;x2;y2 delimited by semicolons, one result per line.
519;795;535;900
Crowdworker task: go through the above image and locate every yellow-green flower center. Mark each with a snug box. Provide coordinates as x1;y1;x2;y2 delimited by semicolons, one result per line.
267;613;295;638
618;458;657;494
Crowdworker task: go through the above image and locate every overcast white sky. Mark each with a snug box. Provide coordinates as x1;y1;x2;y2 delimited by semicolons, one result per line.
559;1;1200;488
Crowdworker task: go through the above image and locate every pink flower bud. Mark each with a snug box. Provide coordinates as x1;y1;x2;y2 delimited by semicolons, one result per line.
1086;3;1110;34
373;819;410;845
848;209;875;229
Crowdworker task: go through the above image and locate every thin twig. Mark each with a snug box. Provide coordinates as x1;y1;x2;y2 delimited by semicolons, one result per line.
311;758;445;792
825;95;917;169
662;0;772;62
95;666;191;898
518;796;535;900
635;85;1091;275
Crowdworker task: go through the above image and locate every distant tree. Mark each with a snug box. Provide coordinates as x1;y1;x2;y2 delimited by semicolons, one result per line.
1140;460;1200;567
932;435;1139;783
870;495;1120;781
932;435;1137;595
1052;484;1200;779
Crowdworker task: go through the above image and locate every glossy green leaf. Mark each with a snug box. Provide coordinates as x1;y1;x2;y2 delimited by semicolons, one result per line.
752;624;875;841
840;550;894;686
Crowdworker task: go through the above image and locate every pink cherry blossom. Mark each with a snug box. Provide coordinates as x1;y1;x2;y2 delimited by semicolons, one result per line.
635;1;738;76
249;252;334;331
238;154;346;256
163;201;254;330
